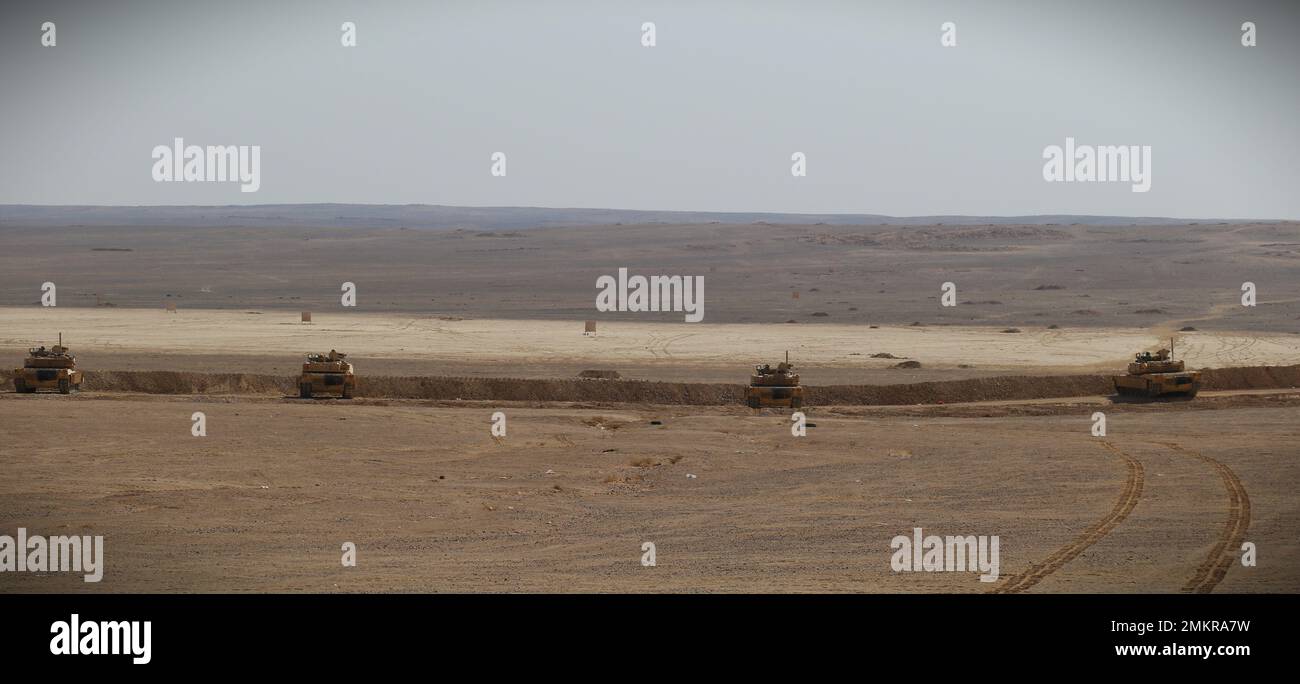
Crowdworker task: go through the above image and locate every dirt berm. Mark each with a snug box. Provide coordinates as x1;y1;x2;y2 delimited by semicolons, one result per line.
6;364;1298;406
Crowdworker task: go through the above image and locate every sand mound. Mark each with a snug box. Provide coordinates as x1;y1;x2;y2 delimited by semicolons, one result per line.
82;371;293;395
361;376;741;403
10;365;1300;406
1201;365;1300;391
815;373;1110;405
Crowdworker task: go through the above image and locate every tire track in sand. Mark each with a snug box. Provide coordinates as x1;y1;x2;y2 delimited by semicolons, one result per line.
990;440;1144;593
1155;441;1251;594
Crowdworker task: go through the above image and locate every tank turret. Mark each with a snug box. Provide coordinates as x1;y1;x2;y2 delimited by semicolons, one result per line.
1127;348;1184;375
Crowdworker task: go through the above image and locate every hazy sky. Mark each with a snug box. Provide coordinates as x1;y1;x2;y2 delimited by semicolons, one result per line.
1;0;1296;218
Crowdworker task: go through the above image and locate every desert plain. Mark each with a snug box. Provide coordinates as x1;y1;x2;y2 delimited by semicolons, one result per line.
1;209;1297;593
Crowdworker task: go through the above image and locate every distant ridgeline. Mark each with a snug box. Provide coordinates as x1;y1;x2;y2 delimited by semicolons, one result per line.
0;205;1225;230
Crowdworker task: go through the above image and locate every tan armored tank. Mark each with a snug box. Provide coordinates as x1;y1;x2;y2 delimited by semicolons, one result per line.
13;334;83;394
1113;347;1200;399
299;350;356;399
746;352;805;408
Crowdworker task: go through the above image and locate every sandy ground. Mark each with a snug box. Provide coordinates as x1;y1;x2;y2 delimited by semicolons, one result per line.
0;392;1295;593
3;307;1298;384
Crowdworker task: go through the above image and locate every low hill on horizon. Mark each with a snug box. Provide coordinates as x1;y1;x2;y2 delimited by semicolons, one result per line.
0;204;1260;230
